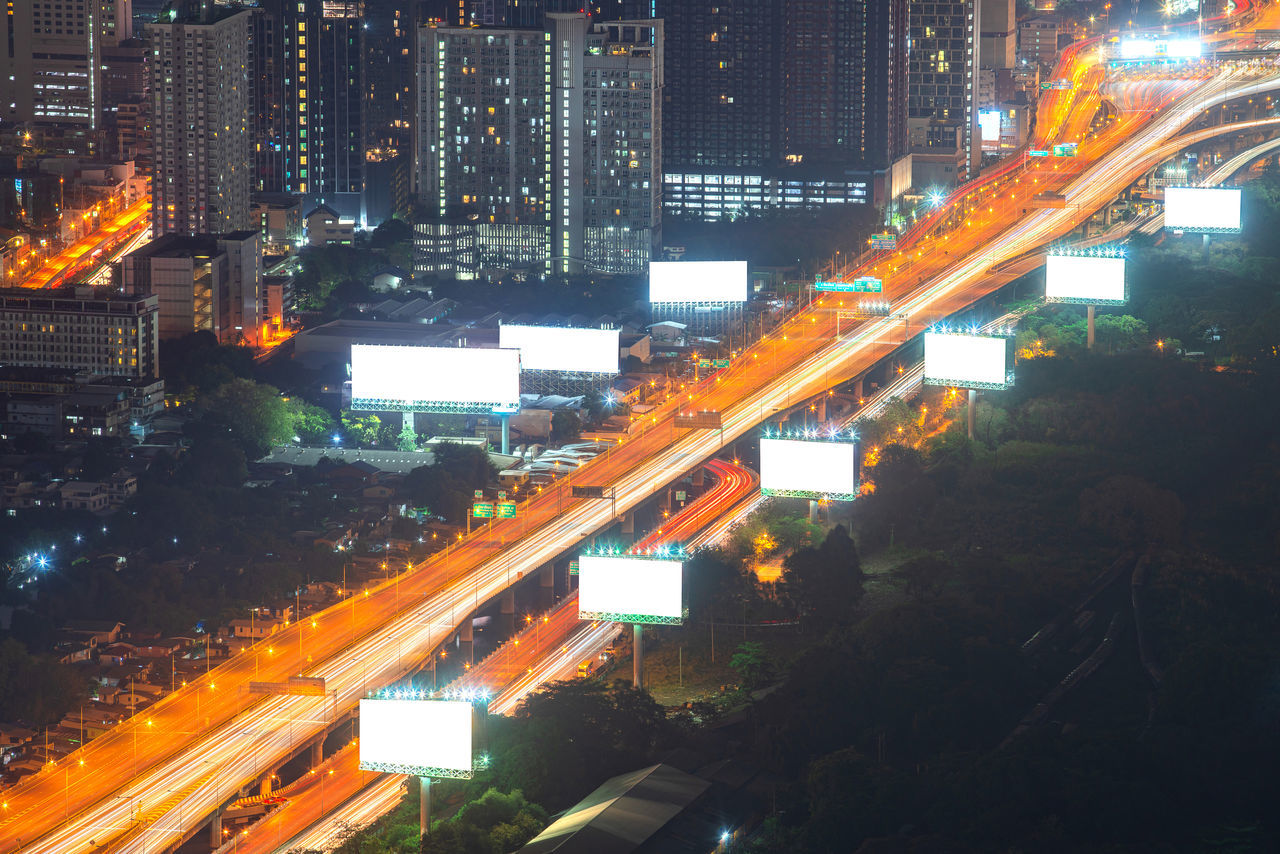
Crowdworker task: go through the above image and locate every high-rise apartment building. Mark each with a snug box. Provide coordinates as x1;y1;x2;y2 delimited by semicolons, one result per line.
980;0;1016;69
654;0;907;219
415;13;662;277
0;287;159;379
659;1;782;173
146;4;253;236
908;0;982;180
0;0;132;131
783;0;907;171
365;2;415;148
122;231;262;345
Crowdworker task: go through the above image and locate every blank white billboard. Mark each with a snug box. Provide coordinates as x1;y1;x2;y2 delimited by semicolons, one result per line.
649;261;748;304
923;332;1009;390
359;699;473;777
1045;254;1127;305
578;555;684;625
759;438;858;500
979;109;1001;143
350;344;520;413
498;324;620;375
1164;187;1241;232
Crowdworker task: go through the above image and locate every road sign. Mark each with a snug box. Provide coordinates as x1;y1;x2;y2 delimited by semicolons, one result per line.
1052;143;1077;157
572;485;607;499
815;277;882;293
473;490;483;499
497;501;517;519
674;411;722;429
698;359;711;369
1029;149;1050;157
472;502;494;518
871;232;897;250
712;358;730;368
497;491;507;500
568;559;579;576
249;677;326;697
675;490;687;502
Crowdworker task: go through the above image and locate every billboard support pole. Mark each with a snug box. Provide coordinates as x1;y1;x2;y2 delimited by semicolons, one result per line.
967;390;977;440
500;413;510;455
632;624;644;689
1087;305;1096;350
420;776;431;838
808;499;819;524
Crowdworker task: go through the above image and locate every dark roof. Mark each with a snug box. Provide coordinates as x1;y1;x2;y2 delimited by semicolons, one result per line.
518;764;709;854
305;204;341;219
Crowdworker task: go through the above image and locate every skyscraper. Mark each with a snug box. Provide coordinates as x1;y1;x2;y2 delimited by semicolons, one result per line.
655;0;907;219
415;12;661;277
908;0;982;180
0;0;133;131
145;4;253;236
980;0;1016;69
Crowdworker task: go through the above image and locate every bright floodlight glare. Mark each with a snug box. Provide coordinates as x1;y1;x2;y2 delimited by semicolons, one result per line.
928;190;945;208
358;699;473;776
577;555;683;624
350;344;521;411
759;438;858;498
498;324;620;374
923;332;1009;389
1163;187;1241;232
1045;254;1126;304
648;261;748;304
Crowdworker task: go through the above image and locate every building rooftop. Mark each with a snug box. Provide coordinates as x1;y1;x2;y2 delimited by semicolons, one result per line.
518;764;709;854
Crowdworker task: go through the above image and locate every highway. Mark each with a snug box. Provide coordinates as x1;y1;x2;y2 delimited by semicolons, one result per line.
224;459;759;852
5;15;1280;854
18;198;151;290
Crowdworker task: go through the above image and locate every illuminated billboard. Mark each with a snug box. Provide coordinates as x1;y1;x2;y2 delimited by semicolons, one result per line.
923;332;1010;390
1045;252;1127;305
358;698;474;778
1163;187;1241;233
577;554;685;625
498;324;620;375
759;436;858;501
350;344;521;413
979;109;1001;152
649;261;748;304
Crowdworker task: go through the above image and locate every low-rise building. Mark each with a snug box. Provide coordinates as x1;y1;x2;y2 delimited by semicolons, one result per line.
305;205;356;247
0;287;159;379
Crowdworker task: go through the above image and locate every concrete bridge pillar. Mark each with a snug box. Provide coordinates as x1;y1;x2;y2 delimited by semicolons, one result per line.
459;617;473;665
816;395;828;422
310;739;323;768
691;467;704;488
499;589;515;636
539;563;554;609
620;511;635;542
210;807;223;848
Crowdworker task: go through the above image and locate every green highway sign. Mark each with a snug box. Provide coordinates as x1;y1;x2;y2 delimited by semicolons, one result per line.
816;277;882;293
712;358;730;368
698;359;711;369
473;490;484;499
871;232;897;250
472;502;494;518
675;490;687;502
497;501;517;519
569;559;579;575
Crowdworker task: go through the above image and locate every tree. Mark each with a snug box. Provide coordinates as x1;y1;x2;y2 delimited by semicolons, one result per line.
200;378;295;457
0;639;90;726
290;400;337;444
730;641;774;693
340;410;382;447
396;415;418;451
402;443;496;523
551;410;581;441
1093;314;1149;354
780;525;865;623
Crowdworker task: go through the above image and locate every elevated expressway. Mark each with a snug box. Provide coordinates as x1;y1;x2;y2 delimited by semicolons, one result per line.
7;26;1280;854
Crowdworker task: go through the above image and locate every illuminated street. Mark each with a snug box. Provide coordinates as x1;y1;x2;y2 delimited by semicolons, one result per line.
17;198;152;290
5;11;1280;852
